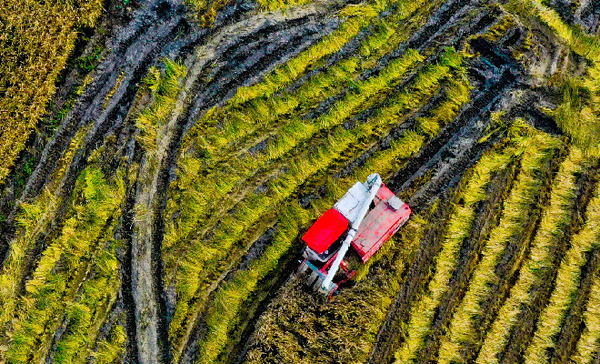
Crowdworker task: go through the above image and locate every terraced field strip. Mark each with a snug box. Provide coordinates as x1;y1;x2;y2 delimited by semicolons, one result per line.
437;128;562;363
0;166;125;363
392;143;517;363
524;171;600;364
572;271;600;364
475;147;589;363
166;46;464;356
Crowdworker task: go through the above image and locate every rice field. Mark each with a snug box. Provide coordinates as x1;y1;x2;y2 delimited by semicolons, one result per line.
1;0;600;363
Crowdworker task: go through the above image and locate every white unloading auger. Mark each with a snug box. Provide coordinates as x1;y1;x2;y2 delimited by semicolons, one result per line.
318;173;382;295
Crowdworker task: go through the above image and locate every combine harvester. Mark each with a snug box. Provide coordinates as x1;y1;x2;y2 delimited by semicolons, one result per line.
299;173;411;296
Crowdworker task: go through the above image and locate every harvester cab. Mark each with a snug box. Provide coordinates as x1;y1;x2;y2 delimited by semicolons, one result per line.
298;173;411;296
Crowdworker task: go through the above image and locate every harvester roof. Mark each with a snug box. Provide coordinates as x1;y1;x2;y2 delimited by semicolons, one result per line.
301;208;348;254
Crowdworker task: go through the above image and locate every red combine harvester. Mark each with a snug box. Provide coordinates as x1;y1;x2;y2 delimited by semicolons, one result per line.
298;173;411;296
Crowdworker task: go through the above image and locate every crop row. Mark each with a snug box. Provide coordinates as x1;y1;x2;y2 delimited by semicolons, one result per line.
191;0;432;162
166;47;463;357
0;125;91;331
163;5;437;263
0;0;104;183
1;166;125;363
393;141;519;363
524;165;600;363
244;213;430;364
507;0;600;61
506;0;600;152
193;68;470;363
475;147;588;363
437;125;562;363
572;271;600;364
182;45;470;363
163;0;441;270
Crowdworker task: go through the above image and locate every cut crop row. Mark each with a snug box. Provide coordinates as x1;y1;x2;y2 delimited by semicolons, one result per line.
166;48;466;358
243;212;431;364
437;127;562;363
507;0;600;62
393;142;518;363
163;46;440;274
572;270;600;364
165;48;425;303
475;147;589;363
1;166;124;363
0;126;91;331
506;0;600;151
524;167;600;363
189;0;434;163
